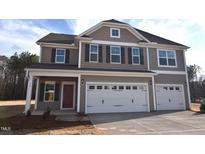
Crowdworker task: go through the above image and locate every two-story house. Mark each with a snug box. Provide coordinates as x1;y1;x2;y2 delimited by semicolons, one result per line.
25;19;191;114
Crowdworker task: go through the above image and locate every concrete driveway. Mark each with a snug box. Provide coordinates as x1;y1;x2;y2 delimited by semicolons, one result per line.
88;111;205;134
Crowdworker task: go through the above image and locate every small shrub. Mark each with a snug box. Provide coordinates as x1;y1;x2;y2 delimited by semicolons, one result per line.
199;99;205;112
26;110;31;117
42;110;50;119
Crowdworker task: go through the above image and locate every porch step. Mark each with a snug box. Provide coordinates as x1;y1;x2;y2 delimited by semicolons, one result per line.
31;110;44;115
55;115;89;122
50;110;77;116
31;110;77;116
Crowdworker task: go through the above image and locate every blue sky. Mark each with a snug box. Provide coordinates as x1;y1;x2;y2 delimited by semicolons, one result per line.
0;19;205;73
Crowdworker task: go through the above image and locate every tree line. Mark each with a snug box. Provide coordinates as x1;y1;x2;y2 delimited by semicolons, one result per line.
0;52;204;102
0;52;38;100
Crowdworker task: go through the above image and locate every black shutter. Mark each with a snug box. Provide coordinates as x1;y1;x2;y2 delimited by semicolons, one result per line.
51;48;56;63
121;47;125;64
39;83;45;101
128;47;132;64
54;83;60;101
65;49;70;64
99;45;103;63
85;44;90;62
140;48;144;65
106;45;110;63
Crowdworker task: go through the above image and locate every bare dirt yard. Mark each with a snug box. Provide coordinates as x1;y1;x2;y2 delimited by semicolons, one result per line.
0;100;102;135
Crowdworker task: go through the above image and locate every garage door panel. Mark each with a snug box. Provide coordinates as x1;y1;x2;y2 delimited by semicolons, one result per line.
86;83;148;113
156;84;185;111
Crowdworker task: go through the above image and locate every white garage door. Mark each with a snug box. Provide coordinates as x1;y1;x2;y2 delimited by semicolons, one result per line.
86;83;149;113
156;84;185;110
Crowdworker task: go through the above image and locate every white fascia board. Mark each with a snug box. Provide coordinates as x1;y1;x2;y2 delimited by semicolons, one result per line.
39;42;78;49
90;40;139;47
139;42;189;50
152;70;186;75
27;68;156;78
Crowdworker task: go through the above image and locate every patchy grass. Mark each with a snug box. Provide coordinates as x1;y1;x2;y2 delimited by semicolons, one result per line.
0;100;103;135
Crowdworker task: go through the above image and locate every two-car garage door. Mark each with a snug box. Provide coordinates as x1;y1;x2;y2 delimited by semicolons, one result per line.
86;82;186;113
86;83;149;113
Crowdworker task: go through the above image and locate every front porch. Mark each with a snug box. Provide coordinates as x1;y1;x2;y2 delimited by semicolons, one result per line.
25;70;81;115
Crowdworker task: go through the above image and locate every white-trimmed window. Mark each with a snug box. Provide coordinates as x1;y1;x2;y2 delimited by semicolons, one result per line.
89;44;99;62
110;28;120;38
158;49;177;67
110;46;121;64
55;48;65;63
132;47;140;64
44;81;55;102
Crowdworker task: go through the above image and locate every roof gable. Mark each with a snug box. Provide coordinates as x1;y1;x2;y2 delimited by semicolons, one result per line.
79;20;150;43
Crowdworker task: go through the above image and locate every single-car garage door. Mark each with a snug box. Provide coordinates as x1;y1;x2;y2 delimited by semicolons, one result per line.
156;84;185;110
86;82;149;113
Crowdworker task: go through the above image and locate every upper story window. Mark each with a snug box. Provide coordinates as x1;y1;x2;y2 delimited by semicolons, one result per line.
44;81;55;102
158;49;177;67
110;46;121;64
55;48;65;63
132;47;140;64
89;44;99;62
110;28;120;38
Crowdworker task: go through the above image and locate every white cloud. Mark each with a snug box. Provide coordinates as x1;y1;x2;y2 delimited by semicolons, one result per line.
0;20;50;56
68;19;103;35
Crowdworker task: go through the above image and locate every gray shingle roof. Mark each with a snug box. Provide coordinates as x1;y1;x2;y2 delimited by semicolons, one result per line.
103;19;127;25
36;20;188;47
134;28;188;47
28;63;154;73
36;33;76;44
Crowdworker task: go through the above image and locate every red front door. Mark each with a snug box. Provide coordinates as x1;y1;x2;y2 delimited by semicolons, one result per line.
62;84;74;108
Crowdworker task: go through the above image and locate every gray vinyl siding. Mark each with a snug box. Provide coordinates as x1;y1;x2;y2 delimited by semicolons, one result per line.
154;74;189;109
79;75;154;113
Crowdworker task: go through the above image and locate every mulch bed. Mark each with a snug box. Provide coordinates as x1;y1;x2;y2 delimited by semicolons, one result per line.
0;115;103;135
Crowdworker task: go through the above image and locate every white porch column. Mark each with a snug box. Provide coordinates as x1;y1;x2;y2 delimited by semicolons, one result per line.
77;75;81;113
34;77;39;110
25;74;33;114
152;76;157;111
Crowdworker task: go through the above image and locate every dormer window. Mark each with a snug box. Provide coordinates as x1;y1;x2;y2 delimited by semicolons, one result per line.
110;28;120;38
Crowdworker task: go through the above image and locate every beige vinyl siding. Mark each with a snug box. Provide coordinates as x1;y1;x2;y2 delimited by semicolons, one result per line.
81;43;148;70
149;48;185;71
41;47;78;65
89;26;142;43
